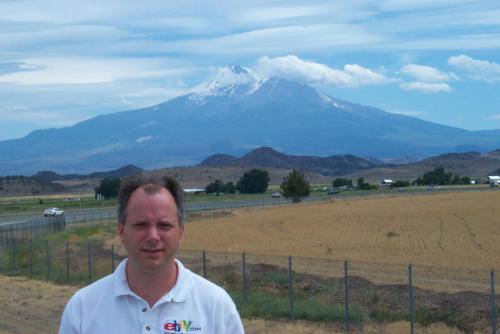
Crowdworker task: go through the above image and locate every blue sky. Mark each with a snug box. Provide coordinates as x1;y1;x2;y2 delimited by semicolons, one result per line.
1;0;499;140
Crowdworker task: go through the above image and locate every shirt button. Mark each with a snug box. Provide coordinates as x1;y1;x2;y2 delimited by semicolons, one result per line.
146;326;151;331
142;308;147;312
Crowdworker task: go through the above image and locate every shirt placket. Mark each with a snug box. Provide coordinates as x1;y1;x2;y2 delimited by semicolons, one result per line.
140;303;154;334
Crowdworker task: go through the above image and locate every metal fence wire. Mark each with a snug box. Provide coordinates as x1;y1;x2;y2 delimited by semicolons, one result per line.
0;238;498;333
0;190;499;333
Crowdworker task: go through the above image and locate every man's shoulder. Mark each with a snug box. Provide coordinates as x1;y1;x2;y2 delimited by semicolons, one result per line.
70;273;115;302
185;269;233;301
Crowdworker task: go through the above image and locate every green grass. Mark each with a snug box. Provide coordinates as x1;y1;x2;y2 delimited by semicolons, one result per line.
0;197;116;215
46;223;115;242
232;290;364;322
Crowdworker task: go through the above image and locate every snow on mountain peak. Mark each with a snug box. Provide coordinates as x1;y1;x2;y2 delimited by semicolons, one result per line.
189;65;262;103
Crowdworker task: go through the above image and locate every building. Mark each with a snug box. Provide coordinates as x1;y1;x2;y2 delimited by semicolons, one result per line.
381;179;394;186
487;176;500;184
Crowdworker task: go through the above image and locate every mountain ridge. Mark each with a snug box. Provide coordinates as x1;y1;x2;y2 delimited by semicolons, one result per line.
199;146;384;176
1;65;499;175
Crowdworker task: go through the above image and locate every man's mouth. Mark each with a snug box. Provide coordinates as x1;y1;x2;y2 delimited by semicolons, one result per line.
142;249;163;254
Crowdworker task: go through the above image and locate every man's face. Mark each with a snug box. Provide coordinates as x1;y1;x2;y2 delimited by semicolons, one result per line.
118;186;184;273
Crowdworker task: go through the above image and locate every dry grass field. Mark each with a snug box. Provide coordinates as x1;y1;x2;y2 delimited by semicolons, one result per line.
182;191;500;270
179;190;500;293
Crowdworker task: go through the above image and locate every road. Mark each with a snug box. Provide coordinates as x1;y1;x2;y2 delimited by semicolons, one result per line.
1;185;496;227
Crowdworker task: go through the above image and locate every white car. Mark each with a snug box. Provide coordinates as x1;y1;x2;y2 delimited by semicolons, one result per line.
43;207;64;217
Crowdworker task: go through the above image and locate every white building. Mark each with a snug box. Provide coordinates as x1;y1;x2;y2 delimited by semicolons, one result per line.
487;176;500;184
381;179;394;185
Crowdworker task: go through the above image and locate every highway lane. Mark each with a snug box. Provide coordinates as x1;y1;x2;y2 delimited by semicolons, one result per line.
1;186;496;227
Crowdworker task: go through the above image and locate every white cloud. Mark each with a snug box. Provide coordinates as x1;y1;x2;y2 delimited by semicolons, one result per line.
157;24;385;56
0;104;83;126
386;108;427;117
136;136;154;143
378;0;479;12
239;5;327;22
255;55;392;87
0;58;193;86
448;54;500;83
398;63;457;94
490;114;500;120
400;64;458;83
400;82;451;93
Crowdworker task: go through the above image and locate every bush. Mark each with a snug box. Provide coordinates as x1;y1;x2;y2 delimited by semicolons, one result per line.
390;180;410;188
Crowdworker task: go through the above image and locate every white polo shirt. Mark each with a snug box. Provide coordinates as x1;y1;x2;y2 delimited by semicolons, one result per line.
59;259;244;334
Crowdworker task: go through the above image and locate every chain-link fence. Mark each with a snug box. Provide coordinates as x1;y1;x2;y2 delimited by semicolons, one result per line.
0;237;498;333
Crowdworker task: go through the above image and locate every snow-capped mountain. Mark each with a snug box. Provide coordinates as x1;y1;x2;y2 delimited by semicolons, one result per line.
0;65;499;175
189;65;261;103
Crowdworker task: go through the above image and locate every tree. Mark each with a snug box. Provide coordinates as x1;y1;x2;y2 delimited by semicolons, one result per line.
413;167;469;186
236;169;270;194
205;179;225;195
224;181;236;194
332;178;353;188
356;177;377;190
280;169;310;203
206;179;236;195
95;177;120;199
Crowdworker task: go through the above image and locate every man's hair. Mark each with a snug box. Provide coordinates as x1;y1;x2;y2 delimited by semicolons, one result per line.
117;174;185;226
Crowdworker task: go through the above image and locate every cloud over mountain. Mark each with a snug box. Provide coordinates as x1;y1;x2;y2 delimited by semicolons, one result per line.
255;55;392;87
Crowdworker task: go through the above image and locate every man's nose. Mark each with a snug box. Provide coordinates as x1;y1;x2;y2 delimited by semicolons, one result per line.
146;226;160;240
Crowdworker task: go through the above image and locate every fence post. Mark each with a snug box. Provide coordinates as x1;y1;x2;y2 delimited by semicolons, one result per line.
87;241;92;283
29;239;33;278
202;250;207;278
288;255;295;320
111;244;115;273
242;252;248;304
491;269;497;334
66;241;70;282
11;237;16;271
344;260;350;332
408;264;414;334
46;240;50;281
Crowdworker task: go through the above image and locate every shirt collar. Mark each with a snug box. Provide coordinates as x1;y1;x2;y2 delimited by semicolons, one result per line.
163;259;192;302
113;259;134;298
112;258;193;303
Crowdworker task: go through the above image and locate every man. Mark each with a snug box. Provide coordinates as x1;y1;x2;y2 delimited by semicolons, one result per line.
59;174;244;334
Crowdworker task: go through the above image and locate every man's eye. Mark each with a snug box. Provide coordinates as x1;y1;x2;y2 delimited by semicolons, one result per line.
133;223;147;229
159;224;172;230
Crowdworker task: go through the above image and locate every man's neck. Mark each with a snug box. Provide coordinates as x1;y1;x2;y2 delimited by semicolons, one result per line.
125;259;178;307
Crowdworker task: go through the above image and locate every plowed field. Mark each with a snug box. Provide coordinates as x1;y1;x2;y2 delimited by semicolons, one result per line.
183;191;500;271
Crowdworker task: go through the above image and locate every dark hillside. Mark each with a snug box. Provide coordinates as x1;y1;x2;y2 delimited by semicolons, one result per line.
198;147;383;176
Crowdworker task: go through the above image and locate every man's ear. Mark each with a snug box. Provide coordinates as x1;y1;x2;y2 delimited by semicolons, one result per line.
117;223;124;240
179;225;184;243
